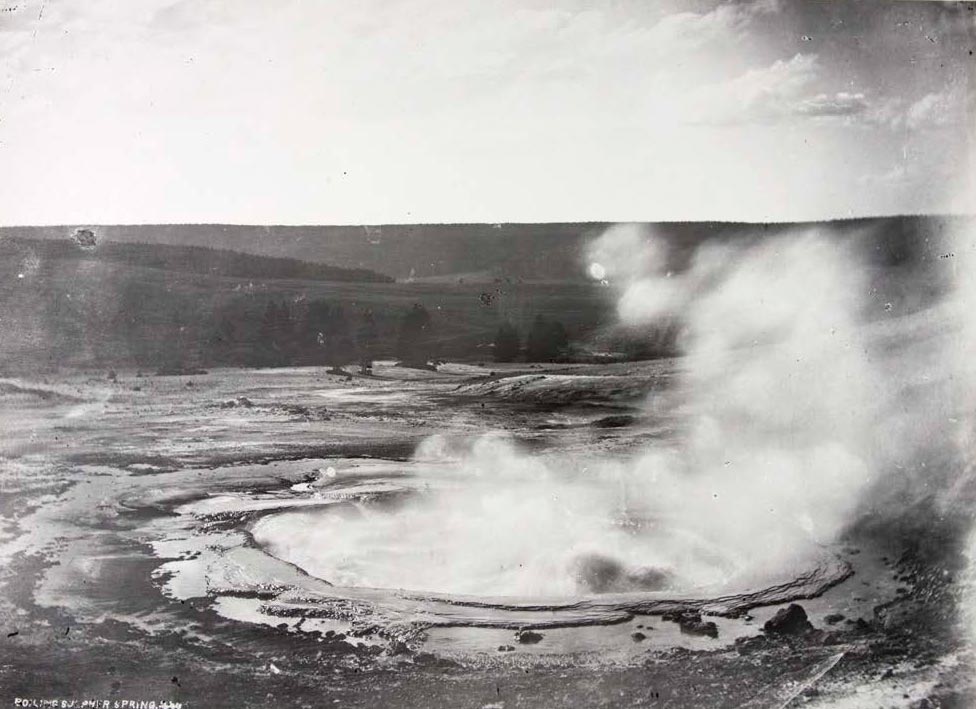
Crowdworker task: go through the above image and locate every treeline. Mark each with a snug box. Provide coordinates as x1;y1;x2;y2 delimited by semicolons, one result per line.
492;316;570;362
206;303;578;371
126;296;580;373
118;295;445;373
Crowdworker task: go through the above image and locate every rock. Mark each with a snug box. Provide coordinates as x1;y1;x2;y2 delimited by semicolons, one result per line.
852;618;873;633
763;604;814;636
679;617;718;638
734;635;768;655
515;629;544;645
221;396;254;409
592;414;637;429
662;610;718;638
497;645;515;652
824;613;845;625
661;610;687;623
384;639;411;656
631;632;646;642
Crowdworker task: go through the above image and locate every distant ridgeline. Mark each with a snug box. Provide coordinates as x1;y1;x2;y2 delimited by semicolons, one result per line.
0;235;393;284
0;216;960;282
0;215;966;373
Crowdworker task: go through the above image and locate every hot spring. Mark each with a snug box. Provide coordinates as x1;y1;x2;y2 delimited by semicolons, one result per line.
250;436;748;599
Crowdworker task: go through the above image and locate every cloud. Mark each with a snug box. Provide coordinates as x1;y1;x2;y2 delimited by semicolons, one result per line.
646;0;780;50
865;85;969;131
857;164;908;187
794;92;869;118
685;52;969;132
905;89;968;130
685;53;829;124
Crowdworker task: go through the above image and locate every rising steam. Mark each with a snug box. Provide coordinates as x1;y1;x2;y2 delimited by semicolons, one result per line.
588;224;882;567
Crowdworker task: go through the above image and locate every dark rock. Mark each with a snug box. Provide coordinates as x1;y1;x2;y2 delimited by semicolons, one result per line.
734;635;769;655
824;613;845;625
763;604;814;636
220;396;254;409
631;632;646;642
679;617;719;638
497;645;515;652
663;610;718;638
384;639;411;656
592;414;637;429
515;629;544;644
661;610;689;623
852;618;873;633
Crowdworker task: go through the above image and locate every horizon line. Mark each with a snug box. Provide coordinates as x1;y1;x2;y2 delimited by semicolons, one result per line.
1;212;973;231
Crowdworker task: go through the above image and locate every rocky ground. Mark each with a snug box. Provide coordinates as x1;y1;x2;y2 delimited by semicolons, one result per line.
0;363;973;708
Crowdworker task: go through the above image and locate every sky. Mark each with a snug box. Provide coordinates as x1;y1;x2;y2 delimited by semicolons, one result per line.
0;0;973;225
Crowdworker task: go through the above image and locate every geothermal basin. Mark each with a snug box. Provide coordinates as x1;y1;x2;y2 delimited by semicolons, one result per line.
142;363;859;660
0;357;970;707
